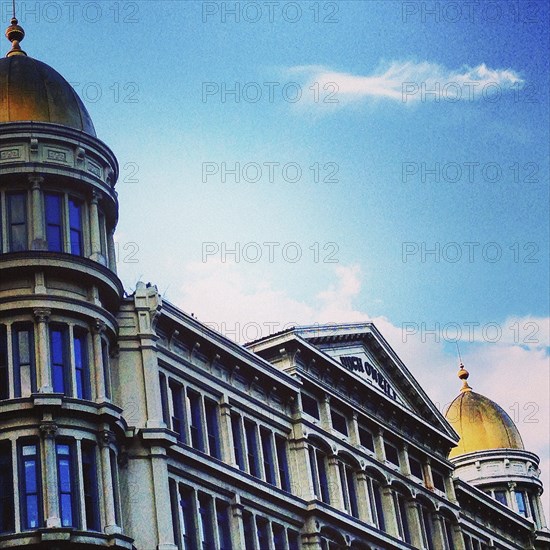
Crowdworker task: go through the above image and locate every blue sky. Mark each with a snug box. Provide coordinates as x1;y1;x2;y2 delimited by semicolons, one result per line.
11;0;549;508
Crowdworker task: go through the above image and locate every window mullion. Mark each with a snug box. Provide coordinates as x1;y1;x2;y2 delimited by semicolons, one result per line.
63;195;70;253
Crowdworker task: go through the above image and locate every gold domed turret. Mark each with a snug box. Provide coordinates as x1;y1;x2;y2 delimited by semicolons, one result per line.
445;363;524;458
5;17;26;57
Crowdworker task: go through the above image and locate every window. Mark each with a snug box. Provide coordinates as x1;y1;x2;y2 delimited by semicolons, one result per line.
56;442;78;527
260;427;275;484
187;390;205;452
395;493;411;544
109;450;120;526
170;380;186;443
515;490;528;516
420;506;434;550
340;462;359;518
275;435;291;492
409;456;424;479
256;517;270;550
231;414;246;471
273;523;285;549
368;478;385;531
73;328;91;399
288;530;300;550
0;326;8;400
45;193;63;252
308;445;330;503
301;393;320;419
244;419;260;477
204;399;220;459
177;485;196;550
358;427;374;452
242;511;255;550
528;493;539;527
50;326;70;394
494;490;507;506
216;500;232;550
197;492;215;550
13;324;36;397
81;442;100;531
159;373;170;426
0;440;14;534
8;193;27;251
442;517;455;550
98;210;108;258
68;198;83;255
432;469;446;492
384;442;400;466
19;441;42;530
331;410;348;436
101;339;111;399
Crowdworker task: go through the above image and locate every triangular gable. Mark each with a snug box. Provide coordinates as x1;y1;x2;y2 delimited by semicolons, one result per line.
291;323;458;442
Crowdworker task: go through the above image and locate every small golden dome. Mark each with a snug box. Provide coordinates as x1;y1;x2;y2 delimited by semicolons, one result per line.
445;367;524;458
0;20;96;135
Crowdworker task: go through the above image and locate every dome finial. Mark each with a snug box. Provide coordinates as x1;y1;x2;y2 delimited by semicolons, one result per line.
456;342;471;392
5;1;26;57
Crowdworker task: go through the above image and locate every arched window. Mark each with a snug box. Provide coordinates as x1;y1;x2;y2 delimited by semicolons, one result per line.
308;441;330;504
393;489;411;544
418;499;435;550
320;527;346;550
339;457;359;518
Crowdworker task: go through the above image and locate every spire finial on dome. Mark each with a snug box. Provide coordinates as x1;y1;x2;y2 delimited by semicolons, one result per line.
457;362;472;392
5;1;26;57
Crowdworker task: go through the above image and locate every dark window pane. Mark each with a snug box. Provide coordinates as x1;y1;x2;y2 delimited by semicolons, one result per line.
359;427;374;451
331;410;348;435
45;194;63;252
0;327;8;400
288;530;300;550
187;390;204;452
8;194;27;251
170;380;186;443
301;394;320;419
198;493;214;550
205;399;220;459
494;490;507;506
69;199;83;255
384;442;400;466
50;327;69;394
432;470;446;492
409;456;424;479
74;330;90;399
82;444;100;531
231;414;245;471
244;420;260;477
243;511;255;550
260;427;275;484
275;435;291;492
0;441;15;533
216;500;232;550
273;523;285;550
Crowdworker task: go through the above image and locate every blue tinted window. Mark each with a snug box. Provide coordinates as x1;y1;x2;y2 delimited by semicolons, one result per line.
275;435;291;492
56;443;76;527
205;399;220;459
187;390;204;452
19;442;41;530
231;414;245;471
216;501;232;550
45;194;63;252
68;199;83;255
73;330;90;399
50;327;69;394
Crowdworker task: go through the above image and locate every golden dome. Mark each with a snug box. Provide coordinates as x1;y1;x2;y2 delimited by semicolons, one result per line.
445;365;524;458
0;19;96;136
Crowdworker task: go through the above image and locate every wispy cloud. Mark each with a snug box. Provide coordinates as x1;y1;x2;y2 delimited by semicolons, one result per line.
287;61;523;106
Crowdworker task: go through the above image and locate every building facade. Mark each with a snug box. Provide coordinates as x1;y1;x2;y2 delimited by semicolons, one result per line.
0;18;549;550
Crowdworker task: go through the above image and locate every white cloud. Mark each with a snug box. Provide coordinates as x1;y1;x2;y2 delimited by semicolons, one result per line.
287;61;523;105
172;260;549;513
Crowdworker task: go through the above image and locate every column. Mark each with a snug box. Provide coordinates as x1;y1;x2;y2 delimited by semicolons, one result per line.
29;175;46;250
150;446;178;550
374;428;386;463
381;484;399;537
399;444;411;477
107;230;117;272
508;481;518;513
34;308;52;393
423;457;435;490
349;412;360;446
289;437;314;500
405;499;424;549
98;430;120;535
89;190;103;262
444;473;458;503
355;471;374;524
92;320;107;402
40;421;61;528
230;497;247;550
219;397;234;464
431;512;447;549
452;522;467;550
327;454;344;510
319;394;331;430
